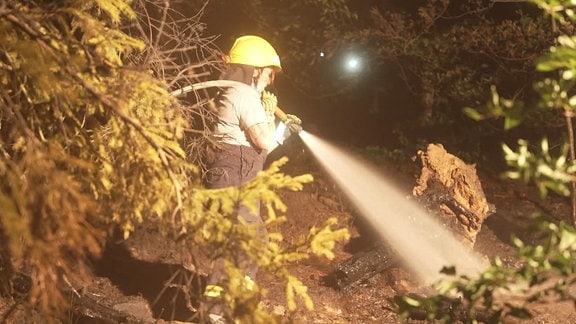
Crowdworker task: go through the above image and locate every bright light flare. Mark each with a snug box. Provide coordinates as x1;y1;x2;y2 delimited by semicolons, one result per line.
346;57;359;70
343;54;362;73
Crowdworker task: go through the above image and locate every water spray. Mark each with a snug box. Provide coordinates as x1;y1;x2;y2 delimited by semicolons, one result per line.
298;132;488;285
171;81;487;283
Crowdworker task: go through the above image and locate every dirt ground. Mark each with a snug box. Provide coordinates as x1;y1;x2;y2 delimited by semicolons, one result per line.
254;142;576;324
3;141;576;323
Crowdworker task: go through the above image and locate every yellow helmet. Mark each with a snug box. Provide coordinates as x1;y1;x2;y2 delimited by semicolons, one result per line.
228;35;282;71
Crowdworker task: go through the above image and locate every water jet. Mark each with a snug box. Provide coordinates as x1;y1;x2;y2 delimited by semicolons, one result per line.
298;131;488;285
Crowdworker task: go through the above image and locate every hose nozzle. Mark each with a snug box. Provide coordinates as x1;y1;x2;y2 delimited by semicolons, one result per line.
274;107;289;122
274;107;302;134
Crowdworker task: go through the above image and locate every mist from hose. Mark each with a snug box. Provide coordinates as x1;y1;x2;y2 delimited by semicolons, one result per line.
298;131;488;285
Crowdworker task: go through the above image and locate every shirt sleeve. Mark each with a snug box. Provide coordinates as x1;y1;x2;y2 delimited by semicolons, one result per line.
212;85;270;147
237;89;268;130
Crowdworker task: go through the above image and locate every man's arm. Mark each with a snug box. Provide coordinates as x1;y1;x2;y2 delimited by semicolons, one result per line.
246;121;278;152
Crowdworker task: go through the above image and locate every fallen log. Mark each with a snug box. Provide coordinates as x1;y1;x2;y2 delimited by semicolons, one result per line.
332;245;398;289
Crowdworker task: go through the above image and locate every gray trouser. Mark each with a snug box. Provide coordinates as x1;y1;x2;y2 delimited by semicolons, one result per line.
203;143;268;313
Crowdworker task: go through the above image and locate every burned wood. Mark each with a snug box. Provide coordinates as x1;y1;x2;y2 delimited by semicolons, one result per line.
413;143;493;247
445;198;480;230
433;192;481;231
331;245;398;289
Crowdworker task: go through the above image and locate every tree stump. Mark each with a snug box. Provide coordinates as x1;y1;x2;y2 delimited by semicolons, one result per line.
330;143;494;290
412;143;494;248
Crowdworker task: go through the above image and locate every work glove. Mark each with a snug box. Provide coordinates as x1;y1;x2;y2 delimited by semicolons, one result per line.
285;113;303;134
275;114;303;145
275;122;291;145
261;90;277;122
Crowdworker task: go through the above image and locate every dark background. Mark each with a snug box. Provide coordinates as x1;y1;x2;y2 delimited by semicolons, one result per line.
182;0;548;165
195;1;423;148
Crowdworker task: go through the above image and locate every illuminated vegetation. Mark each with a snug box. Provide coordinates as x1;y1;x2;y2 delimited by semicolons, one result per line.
395;0;576;322
5;0;576;322
0;1;349;321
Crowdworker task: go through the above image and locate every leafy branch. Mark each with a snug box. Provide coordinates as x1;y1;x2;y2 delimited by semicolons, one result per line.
394;216;576;322
394;1;576;322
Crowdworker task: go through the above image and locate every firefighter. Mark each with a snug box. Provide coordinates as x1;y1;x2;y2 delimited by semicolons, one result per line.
203;35;301;323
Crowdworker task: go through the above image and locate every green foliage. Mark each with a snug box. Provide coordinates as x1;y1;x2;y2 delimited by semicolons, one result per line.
463;0;576;197
0;0;175;315
309;217;350;260
538;35;576;73
394;0;576;322
185;158;349;319
464;85;525;130
0;1;350;322
393;215;576;322
503;138;576;197
350;1;552;117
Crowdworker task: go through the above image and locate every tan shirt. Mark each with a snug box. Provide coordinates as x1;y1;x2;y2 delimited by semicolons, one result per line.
213;83;268;147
